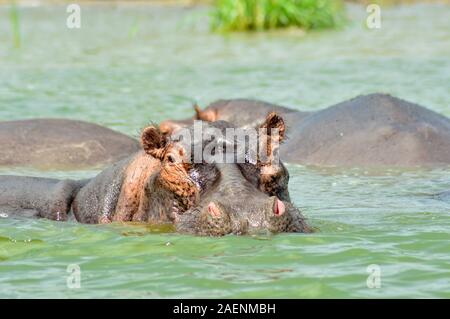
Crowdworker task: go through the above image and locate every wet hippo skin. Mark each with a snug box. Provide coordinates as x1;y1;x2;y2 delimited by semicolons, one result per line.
0;176;88;220
283;94;450;167
160;98;311;133
0;119;140;170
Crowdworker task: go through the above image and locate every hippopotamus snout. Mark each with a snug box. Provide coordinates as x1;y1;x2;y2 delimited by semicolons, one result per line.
175;160;309;236
202;195;289;235
177;196;293;236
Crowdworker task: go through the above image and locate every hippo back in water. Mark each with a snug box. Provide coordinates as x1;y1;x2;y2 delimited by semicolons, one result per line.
283;93;450;167
0;119;140;170
159;99;311;134
0;176;87;220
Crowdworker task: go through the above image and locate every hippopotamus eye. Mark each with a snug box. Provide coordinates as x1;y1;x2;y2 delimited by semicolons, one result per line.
167;154;176;163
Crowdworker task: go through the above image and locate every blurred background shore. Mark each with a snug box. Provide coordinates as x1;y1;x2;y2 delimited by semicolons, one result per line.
3;0;448;35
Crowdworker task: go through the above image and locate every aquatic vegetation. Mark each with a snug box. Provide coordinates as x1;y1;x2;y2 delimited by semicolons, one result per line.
9;0;21;48
211;0;346;32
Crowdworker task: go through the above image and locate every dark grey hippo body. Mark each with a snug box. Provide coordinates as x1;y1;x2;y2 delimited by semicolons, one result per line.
72;157;131;224
160;99;311;134
198;99;310;128
283;94;450;167
0;116;311;236
0;119;140;169
0;175;87;220
161;94;450;168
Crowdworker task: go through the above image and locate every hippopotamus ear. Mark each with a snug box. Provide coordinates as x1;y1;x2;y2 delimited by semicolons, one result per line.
194;104;217;122
260;112;286;142
141;125;167;160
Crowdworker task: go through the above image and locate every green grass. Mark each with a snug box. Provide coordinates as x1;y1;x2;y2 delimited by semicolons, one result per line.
9;0;21;48
211;0;346;32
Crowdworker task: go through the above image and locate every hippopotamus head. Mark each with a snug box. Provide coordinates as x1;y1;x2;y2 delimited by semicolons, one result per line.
137;113;311;236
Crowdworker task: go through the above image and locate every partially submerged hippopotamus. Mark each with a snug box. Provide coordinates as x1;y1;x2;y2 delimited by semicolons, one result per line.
161;94;450;168
0;119;140;169
0;114;311;236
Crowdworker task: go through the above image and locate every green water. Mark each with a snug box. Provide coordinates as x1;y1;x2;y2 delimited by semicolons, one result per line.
0;3;449;298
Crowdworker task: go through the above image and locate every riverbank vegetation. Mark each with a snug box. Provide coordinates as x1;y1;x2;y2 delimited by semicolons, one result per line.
211;0;346;32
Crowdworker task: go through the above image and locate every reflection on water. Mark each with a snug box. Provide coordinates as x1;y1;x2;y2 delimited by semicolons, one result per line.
0;3;449;298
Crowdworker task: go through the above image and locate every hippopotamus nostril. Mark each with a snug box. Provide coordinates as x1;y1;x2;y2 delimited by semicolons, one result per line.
207;202;222;218
273;198;285;216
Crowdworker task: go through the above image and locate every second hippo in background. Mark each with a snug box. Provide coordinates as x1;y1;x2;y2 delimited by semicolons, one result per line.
284;93;450;167
160;99;311;133
0;119;140;170
161;94;450;168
